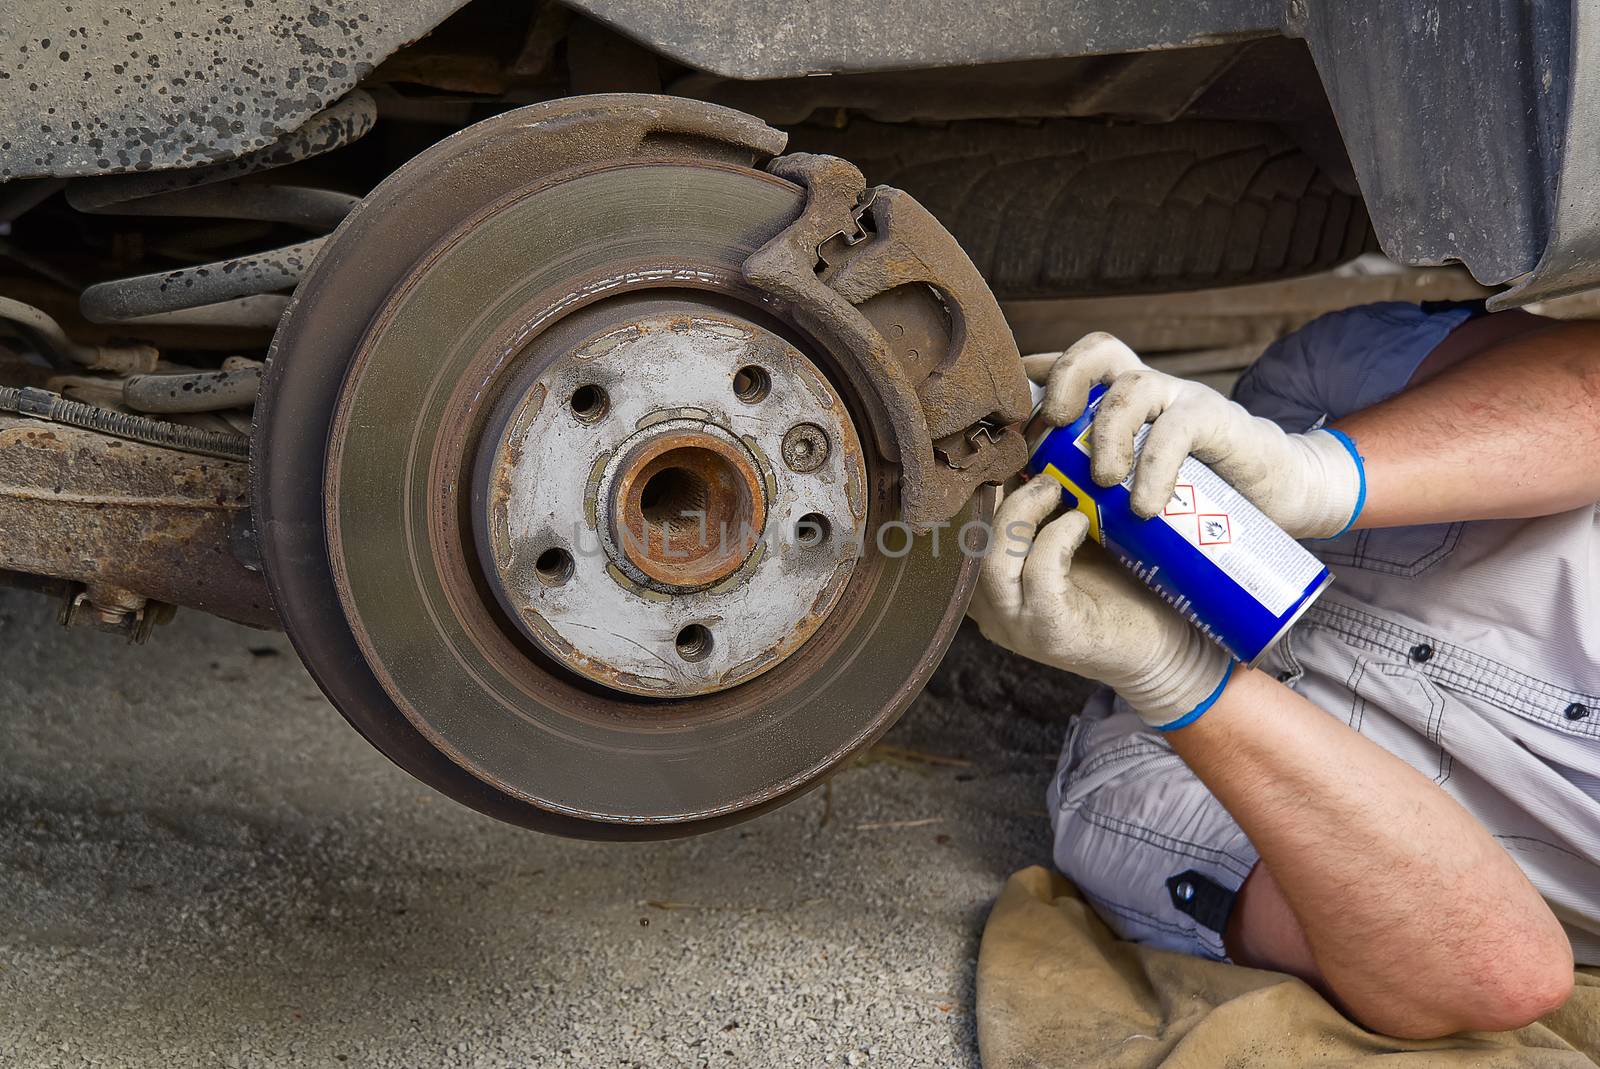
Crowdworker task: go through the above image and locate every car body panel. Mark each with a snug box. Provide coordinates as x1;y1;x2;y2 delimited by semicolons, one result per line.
0;0;466;181
0;0;1591;302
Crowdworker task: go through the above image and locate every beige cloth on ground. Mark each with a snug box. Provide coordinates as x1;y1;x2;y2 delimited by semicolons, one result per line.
977;867;1600;1068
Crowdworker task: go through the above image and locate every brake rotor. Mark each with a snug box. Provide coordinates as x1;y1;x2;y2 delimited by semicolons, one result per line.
254;96;995;837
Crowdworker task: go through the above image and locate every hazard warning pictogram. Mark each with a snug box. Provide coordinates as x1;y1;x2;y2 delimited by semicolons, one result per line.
1198;514;1232;546
1164;483;1196;516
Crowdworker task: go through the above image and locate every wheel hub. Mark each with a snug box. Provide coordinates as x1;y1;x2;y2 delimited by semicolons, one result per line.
474;307;865;697
608;425;766;590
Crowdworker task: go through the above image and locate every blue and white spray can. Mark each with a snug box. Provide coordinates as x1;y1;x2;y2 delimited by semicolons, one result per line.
1025;384;1332;667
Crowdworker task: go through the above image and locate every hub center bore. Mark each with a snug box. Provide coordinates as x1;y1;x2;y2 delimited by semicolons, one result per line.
610;429;767;589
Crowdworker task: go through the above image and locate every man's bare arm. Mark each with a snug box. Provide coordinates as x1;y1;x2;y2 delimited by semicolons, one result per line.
1337;318;1600;528
1168;667;1574;1038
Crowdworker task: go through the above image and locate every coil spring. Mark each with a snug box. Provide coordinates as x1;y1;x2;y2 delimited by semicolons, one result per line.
66;90;376;330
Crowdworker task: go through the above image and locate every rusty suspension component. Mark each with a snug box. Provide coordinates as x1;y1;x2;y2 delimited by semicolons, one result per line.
67;91;376;330
0;415;274;634
0;94;374;635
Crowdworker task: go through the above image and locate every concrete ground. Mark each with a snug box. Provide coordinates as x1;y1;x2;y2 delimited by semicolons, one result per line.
0;587;1092;1068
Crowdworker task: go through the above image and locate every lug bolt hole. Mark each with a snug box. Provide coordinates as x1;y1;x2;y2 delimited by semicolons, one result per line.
570;384;609;423
534;546;574;586
732;365;771;404
795;513;832;548
675;623;714;663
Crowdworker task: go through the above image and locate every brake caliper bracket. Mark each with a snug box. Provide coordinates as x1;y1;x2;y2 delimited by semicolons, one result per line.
742;152;1031;530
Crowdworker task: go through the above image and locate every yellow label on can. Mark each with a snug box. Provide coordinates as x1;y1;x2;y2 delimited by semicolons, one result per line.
1041;463;1103;544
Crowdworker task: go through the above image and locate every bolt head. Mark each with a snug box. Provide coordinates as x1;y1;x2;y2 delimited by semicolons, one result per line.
782;423;830;473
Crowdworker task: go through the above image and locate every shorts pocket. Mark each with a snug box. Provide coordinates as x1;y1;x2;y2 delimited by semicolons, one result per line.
1316;522;1464;578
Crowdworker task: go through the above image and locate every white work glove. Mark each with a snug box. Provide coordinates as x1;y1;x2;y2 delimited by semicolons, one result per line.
969;477;1234;730
1023;332;1366;538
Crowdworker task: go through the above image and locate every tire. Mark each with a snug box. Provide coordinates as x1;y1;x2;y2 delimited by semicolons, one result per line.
787;118;1377;300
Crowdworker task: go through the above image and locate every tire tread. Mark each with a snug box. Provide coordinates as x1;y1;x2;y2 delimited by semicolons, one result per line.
788;118;1376;299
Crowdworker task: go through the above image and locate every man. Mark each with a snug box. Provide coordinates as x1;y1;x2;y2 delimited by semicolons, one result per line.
969;302;1600;1039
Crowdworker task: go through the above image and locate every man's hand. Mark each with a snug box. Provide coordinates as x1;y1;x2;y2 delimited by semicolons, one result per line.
969;477;1232;730
1024;333;1365;538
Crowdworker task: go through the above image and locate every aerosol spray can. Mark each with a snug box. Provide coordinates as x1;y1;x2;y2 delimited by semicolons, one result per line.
1025;384;1332;667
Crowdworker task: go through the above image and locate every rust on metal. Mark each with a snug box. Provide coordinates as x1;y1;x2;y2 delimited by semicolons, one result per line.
609;429;767;589
0;415;275;629
780;422;831;473
742;152;1033;529
472;301;866;699
256;94;987;836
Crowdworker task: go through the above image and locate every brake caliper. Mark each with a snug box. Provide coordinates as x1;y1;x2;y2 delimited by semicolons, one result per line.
743;152;1033;530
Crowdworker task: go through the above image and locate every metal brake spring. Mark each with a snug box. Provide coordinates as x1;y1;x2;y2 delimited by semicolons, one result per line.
66;90;376;330
0;385;249;461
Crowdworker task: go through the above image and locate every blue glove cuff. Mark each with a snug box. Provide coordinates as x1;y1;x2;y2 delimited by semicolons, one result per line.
1317;427;1366;539
1153;661;1235;732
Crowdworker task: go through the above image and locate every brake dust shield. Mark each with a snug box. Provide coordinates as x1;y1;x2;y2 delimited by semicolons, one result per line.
253;95;1026;837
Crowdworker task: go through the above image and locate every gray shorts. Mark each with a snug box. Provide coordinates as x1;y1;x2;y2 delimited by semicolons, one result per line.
1047;688;1257;960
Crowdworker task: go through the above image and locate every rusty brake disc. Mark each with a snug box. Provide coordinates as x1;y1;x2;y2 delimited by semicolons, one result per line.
254;95;1019;837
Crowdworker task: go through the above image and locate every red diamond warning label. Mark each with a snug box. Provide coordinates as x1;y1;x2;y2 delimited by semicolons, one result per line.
1164;483;1196;517
1198;514;1232;546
